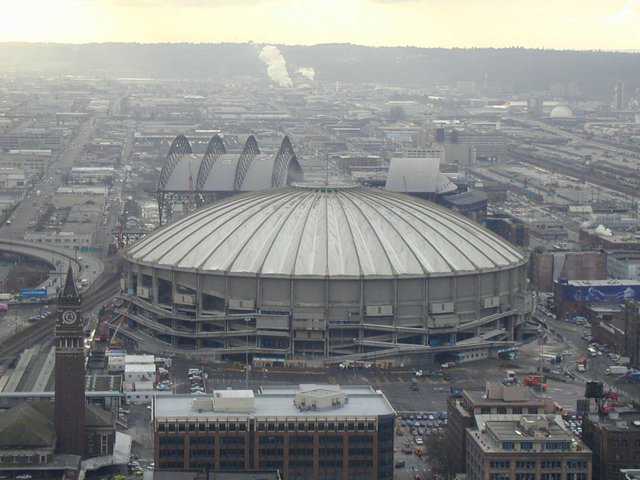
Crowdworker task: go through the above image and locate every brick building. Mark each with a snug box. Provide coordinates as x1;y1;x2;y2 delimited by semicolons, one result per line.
587;303;640;369
447;383;556;475
582;410;640;480
466;415;592;480
152;384;395;480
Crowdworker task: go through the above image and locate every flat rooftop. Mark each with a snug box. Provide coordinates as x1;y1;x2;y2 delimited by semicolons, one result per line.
464;389;545;406
586;410;640;431
154;385;395;419
486;418;570;441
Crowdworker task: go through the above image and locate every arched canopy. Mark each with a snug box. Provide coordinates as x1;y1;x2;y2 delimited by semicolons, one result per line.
195;135;226;192
157;135;193;192
158;134;303;194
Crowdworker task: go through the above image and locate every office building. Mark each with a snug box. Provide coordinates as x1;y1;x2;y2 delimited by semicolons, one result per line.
152;384;395;480
466;415;592;480
447;383;555;475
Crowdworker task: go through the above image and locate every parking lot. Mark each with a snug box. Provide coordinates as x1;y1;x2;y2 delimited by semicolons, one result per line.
112;310;640;480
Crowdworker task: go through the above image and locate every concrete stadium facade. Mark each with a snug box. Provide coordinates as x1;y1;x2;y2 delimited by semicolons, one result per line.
120;185;531;363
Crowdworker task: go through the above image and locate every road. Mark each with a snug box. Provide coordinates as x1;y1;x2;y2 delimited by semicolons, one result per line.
546;317;640;401
0;118;96;240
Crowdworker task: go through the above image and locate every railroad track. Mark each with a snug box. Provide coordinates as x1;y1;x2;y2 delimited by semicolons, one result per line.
510;149;640;198
0;274;120;361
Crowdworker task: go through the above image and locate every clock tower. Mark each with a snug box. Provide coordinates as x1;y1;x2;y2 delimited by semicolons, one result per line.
54;265;86;457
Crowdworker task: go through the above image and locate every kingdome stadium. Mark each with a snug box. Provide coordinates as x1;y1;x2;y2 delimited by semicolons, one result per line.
118;136;531;365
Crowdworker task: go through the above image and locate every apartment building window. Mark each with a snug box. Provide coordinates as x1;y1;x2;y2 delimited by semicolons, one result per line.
516;460;535;469
515;474;535;480
544;442;569;451
490;460;511;469
566;460;587;469
540;474;561;480
502;441;514;451
541;460;561;469
566;474;588;480
520;441;533;450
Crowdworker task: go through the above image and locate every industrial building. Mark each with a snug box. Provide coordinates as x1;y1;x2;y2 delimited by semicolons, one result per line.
586;302;640;370
152;384;395;480
554;279;640;320
120;184;530;363
466;415;592;480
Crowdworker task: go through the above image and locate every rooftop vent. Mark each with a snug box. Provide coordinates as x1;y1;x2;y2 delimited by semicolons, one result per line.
294;384;347;411
518;416;551;437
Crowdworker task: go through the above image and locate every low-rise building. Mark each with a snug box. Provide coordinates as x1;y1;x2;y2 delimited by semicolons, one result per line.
582;410;640;480
447;383;555;475
152;384;395;480
0;149;51;179
554;279;640;321
123;355;158;405
0;168;26;189
466;415;592;480
70;166;115;184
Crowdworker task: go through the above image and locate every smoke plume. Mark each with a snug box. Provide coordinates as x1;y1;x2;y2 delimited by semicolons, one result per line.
297;67;316;81
259;45;293;88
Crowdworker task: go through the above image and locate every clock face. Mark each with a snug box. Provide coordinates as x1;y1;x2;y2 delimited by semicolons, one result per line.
61;310;77;325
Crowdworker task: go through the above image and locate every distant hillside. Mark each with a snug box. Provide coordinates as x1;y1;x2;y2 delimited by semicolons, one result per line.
2;42;639;97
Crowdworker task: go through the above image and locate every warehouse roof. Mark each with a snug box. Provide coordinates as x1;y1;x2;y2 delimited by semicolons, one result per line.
127;186;524;278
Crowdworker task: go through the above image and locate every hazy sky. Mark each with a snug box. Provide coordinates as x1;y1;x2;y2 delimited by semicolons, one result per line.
2;0;640;50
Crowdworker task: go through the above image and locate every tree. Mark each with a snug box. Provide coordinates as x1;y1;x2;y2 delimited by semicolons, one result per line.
424;431;450;478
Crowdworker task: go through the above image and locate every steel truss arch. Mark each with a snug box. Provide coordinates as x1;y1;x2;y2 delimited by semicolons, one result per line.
157;135;192;192
271;136;302;187
233;135;260;191
195;134;226;192
156;135;193;225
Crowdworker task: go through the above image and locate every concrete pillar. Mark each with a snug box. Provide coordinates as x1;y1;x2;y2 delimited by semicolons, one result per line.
152;269;159;304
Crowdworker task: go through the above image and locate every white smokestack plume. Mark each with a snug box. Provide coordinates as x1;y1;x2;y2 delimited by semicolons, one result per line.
259;45;293;88
297;67;316;81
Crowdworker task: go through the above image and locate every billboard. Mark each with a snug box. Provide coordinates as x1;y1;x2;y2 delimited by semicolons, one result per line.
20;288;48;298
561;283;640;303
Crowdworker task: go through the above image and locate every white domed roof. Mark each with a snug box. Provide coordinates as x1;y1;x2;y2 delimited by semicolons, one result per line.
126;187;524;278
550;105;574;119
